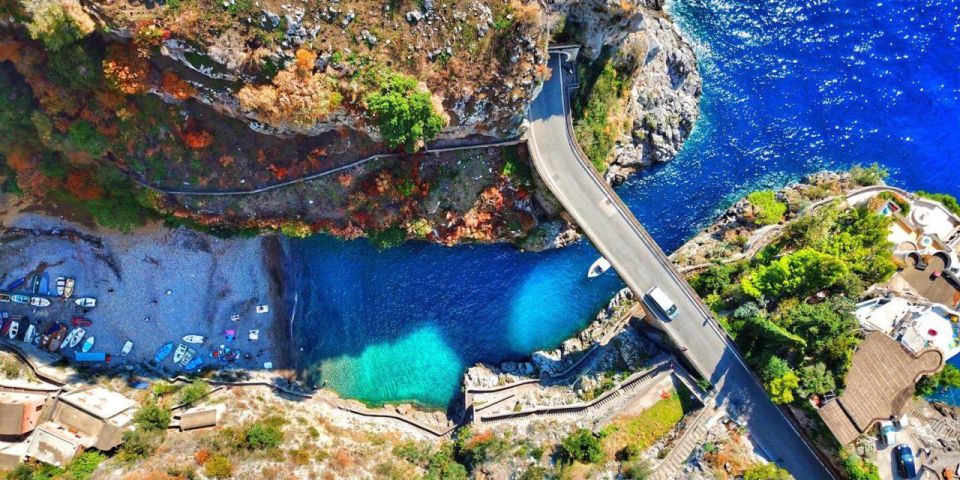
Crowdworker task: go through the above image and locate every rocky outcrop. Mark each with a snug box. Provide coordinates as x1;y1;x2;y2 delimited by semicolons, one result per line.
543;0;702;185
605;16;701;185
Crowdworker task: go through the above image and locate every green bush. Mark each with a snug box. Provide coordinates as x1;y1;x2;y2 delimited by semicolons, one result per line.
243;421;283;450
425;443;467;480
622;460;652;480
204;455;234;479
797;362;837;397
67;120;107;157
365;72;444;151
743;462;792;480
917;364;960;396
917;191;960;217
64;451;105;480
368;224;407;250
849;163;888;186
134;401;171;431
558;429;604;465
747;190;788;225
178;380;211;406
573;62;625;172
119;428;164;462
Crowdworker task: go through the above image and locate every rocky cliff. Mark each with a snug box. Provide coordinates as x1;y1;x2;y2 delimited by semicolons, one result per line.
0;0;700;246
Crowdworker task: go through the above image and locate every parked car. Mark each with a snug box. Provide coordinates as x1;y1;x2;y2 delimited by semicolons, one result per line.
895;444;917;479
878;420;896;446
645;286;679;320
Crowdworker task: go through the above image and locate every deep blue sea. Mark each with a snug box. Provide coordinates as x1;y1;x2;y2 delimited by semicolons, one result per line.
289;0;960;408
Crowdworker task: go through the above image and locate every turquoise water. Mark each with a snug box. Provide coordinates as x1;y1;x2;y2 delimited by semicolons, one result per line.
290;0;960;408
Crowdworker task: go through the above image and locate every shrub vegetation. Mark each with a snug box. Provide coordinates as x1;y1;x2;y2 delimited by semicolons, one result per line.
746;190;787;225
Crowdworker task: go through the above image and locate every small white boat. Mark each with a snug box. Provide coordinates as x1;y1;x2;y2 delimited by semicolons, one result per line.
74;297;96;308
8;321;18;339
55;277;66;297
30;297;50;307
179;348;196;367
182;335;205;344
121;340;133;356
172;343;188;364
64;278;75;299
81;337;95;353
67;328;86;349
23;324;36;343
587;257;612;278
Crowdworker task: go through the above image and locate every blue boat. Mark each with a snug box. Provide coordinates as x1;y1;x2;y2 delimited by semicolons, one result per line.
39;273;49;295
6;277;25;291
154;342;174;363
75;351;107;362
184;356;203;372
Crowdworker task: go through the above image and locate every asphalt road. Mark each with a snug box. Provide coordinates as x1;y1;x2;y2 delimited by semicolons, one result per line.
527;50;833;479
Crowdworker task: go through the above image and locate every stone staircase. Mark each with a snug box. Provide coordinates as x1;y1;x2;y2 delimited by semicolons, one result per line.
649;404;716;480
912;407;960;440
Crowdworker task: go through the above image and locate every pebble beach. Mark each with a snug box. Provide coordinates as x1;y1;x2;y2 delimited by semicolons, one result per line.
0;212;289;373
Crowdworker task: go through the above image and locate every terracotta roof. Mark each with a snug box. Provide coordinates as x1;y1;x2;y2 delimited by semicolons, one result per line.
819;331;944;445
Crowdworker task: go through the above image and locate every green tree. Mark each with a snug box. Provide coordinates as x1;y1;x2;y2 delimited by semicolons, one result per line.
67;120;107;157
741;248;848;300
64;451;105;480
779;299;860;378
26;0;95;52
747;190;788;225
743;462;793;480
761;356;792;383
841;450;881;480
118;428;164;462
797;362;837;397
558;429;604;465
916;364;960;396
767;371;799;404
365;72;444;151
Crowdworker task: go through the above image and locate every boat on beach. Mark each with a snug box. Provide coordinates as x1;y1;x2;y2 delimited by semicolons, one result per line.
71;317;92;327
7;321;17;339
587;257;612;278
23;324;36;343
74;297;96;308
47;325;67;352
154;342;174;362
66;328;85;349
121;340;133;356
0;294;9;303
0;318;10;337
173;344;188;364
81;337;95;353
30;297;50;307
182;335;205;344
184;356;203;371
11;294;29;304
6;278;25;291
179;348;196;367
31;276;40;294
64;278;75;299
56;277;65;297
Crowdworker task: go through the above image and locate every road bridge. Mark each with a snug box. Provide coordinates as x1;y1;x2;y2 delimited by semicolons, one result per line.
527;47;833;479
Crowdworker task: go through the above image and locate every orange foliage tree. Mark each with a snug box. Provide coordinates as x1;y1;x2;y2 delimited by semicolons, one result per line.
161;70;194;101
103;44;150;95
64;168;105;200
